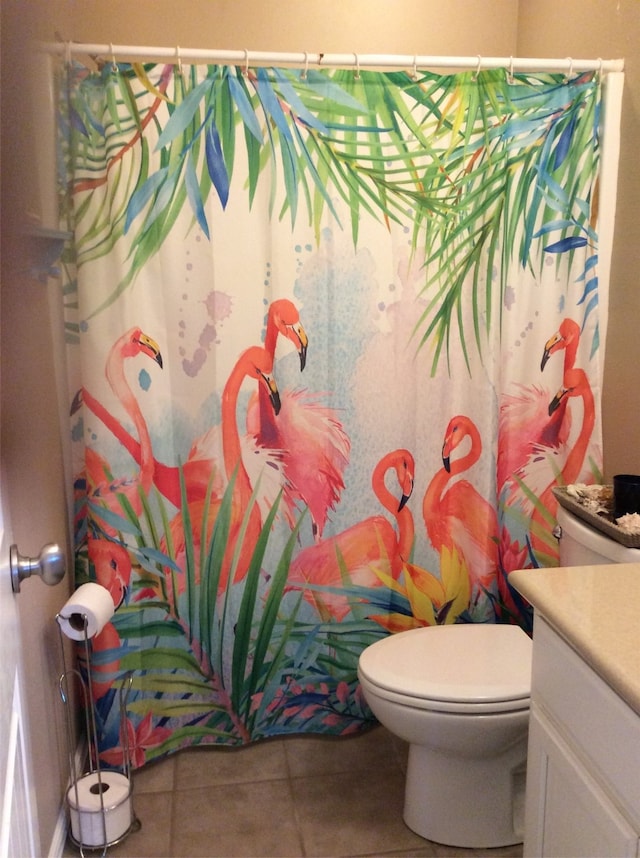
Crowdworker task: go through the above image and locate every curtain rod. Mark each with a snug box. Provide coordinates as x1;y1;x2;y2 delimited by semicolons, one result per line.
39;42;624;73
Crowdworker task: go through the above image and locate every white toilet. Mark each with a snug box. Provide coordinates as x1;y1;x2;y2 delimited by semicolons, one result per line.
357;503;640;849
555;503;640;565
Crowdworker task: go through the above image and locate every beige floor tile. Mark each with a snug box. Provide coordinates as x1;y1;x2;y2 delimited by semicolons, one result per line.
93;790;173;857
132;754;176;794
174;737;289;789
284;724;400;778
429;843;523;857
171;779;303;857
61;730;524;858
471;846;523;857
363;848;438;857
292;767;427;857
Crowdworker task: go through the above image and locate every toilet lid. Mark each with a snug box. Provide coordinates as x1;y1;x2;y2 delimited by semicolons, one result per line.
358;624;532;704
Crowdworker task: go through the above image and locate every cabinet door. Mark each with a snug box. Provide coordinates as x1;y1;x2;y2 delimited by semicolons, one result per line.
525;707;639;858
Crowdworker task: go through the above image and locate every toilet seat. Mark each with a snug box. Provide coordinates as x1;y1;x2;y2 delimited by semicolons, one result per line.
358;624;532;714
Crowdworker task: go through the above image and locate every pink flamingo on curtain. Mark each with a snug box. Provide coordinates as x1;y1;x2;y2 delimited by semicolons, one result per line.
246;299;350;540
423;415;498;598
497;318;581;500
84;327;163;515
165;345;281;593
529;367;595;562
88;537;133;609
82;329;162;597
78;385;216;509
540;317;580;373
76;300;336;527
184;299;309;517
287;449;415;621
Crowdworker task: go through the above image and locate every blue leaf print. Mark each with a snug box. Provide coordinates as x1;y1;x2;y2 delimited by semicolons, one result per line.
227;74;263;143
509;80;594;114
576;254;598;281
69;104;90;137
272;69;328;133
205;122;230;210
135;545;182;573
155;77;212;151
185;152;210;238
125;167;169;233
254;68;293;142
574;197;591;222
144;169;180;232
577;276;598;305
492;117;544;146
583;292;599;322
589;322;600;360
87;501;142;535
300;69;369;112
553;111;578;170
544;236;589;253
532;219;575;238
536;168;569;213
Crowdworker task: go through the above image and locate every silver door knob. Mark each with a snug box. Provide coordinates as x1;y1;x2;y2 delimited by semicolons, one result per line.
10;543;65;593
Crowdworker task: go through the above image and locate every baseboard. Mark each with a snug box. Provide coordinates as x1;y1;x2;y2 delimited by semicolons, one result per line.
47;738;87;858
47;806;68;858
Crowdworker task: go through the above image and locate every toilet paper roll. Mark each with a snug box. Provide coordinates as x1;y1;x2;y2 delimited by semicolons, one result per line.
67;771;133;847
57;582;115;641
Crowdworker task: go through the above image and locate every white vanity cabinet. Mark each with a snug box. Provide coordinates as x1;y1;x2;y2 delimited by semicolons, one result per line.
524;616;640;857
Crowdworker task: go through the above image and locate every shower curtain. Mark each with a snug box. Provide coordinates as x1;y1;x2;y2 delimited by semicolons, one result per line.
59;59;614;765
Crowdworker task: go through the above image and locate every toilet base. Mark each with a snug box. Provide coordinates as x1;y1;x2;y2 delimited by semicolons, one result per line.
403;739;527;848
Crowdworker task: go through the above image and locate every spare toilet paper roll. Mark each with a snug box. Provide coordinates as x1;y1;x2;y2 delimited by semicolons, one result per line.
57;582;115;640
67;771;132;847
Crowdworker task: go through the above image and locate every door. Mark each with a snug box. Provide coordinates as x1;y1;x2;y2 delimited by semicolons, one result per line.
0;8;76;854
0;471;40;858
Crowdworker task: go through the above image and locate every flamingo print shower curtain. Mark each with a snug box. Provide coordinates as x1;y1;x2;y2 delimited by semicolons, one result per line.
59;59;614;764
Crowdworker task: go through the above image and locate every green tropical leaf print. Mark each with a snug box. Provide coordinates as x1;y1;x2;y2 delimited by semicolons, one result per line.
62;64;601;367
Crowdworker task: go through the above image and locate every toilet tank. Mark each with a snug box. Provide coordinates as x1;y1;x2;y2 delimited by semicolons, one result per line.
557;505;640;565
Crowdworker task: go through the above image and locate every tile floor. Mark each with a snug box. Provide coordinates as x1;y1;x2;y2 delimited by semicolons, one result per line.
63;725;524;858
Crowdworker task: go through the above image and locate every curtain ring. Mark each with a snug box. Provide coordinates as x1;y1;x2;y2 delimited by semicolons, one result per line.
301;51;309;80
473;54;482;81
598;57;604;79
110;43;118;74
354;52;361;80
508;56;515;84
176;45;183;77
564;57;574;83
411;55;418;81
243;49;250;76
64;41;72;68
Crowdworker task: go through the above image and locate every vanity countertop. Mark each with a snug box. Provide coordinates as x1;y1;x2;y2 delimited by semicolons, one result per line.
510;563;640;716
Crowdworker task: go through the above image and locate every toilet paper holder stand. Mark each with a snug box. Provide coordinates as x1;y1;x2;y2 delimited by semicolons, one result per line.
56;612;140;856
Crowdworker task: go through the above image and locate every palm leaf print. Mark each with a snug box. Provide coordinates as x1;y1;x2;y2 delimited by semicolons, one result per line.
62;63;601;370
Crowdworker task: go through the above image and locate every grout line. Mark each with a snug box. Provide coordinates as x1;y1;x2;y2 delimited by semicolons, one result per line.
125;735;522;858
285;771;308;858
167;776;178;858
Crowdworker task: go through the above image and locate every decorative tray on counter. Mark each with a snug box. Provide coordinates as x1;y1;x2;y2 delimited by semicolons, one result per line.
553;486;640;549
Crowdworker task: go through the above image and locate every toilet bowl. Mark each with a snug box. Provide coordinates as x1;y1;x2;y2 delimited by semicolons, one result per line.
357;623;532;848
357;501;639;848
